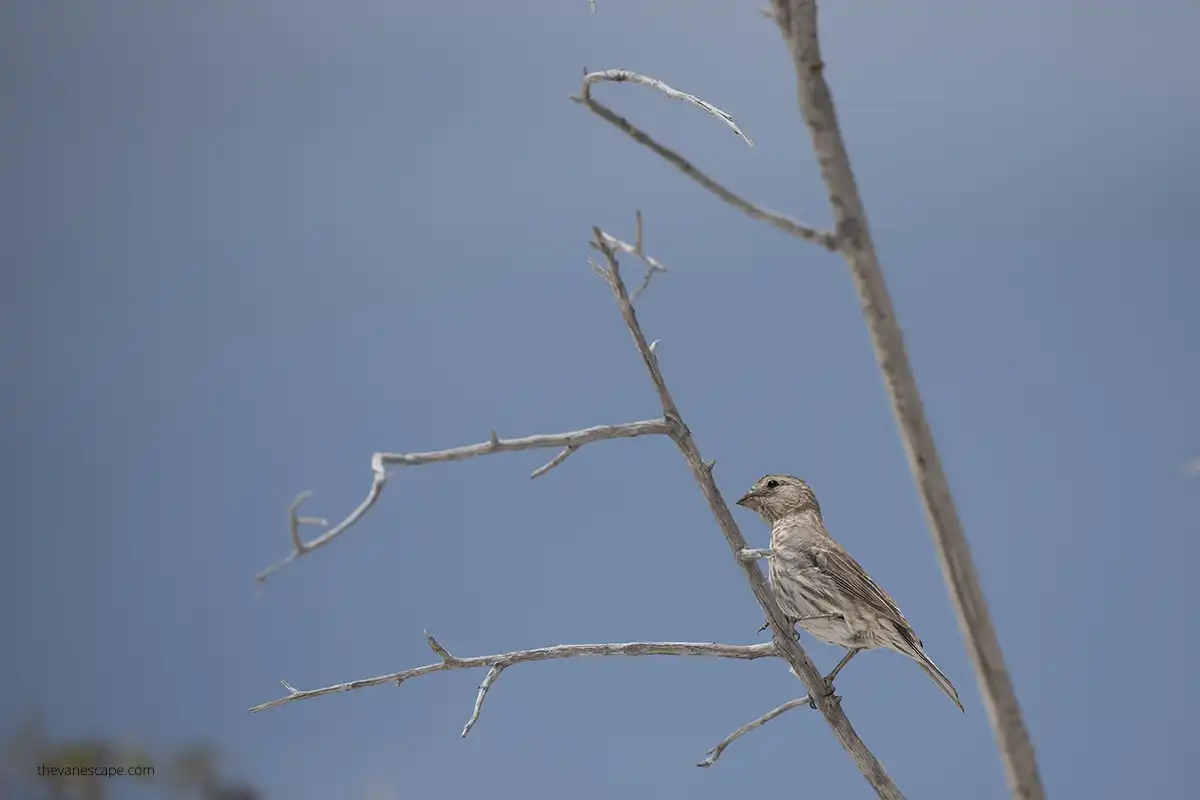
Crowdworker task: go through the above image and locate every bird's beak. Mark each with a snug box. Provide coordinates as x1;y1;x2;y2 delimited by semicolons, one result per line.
736;490;758;508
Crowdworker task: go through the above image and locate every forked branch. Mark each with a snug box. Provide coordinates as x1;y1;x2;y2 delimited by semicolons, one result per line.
249;635;778;734
594;211;667;301
256;419;670;582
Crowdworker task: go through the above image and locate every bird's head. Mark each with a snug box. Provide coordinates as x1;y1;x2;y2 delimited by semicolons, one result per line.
735;474;821;522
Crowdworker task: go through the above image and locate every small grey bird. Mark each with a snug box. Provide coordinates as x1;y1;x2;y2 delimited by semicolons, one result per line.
737;474;963;712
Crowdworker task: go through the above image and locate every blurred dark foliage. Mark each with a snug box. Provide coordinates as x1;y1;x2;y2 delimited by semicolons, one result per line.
0;713;260;800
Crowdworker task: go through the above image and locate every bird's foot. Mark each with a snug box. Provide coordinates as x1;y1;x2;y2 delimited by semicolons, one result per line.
756;621;801;641
808;678;839;710
753;618;801;638
738;548;773;563
808;692;840;710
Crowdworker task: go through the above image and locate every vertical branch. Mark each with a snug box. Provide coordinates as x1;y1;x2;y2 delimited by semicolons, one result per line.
592;231;904;800
769;2;1044;798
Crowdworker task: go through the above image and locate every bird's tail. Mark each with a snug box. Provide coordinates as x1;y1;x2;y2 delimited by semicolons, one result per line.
900;634;964;712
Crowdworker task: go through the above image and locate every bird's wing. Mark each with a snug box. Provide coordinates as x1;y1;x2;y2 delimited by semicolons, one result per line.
814;547;916;637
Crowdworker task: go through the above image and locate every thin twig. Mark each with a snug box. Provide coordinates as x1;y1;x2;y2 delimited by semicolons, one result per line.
530;447;576;479
248;639;777;714
697;696;811;767
581;69;755;146
572;71;837;250
591;231;902;799
257;419;670;583
287;491;321;553
769;3;1042;798
462;664;505;738
593;213;668;301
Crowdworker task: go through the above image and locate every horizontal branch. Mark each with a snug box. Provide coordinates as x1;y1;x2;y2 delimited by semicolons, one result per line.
248;636;779;729
697;695;810;767
256;419;670;583
573;70;837;250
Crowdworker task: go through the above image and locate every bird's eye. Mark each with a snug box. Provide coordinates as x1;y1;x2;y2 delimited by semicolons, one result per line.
766;479;779;489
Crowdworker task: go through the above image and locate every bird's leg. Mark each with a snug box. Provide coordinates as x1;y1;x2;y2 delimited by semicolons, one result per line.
801;642;859;714
824;648;861;688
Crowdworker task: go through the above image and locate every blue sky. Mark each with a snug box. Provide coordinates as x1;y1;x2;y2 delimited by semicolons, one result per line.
3;1;1198;798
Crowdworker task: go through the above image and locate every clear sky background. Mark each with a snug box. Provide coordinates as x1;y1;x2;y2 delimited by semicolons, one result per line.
3;1;1198;798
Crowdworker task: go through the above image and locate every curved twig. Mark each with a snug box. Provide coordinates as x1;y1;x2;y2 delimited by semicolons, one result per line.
462;664;506;738
697;696;811;767
581;69;755;146
572;71;837;250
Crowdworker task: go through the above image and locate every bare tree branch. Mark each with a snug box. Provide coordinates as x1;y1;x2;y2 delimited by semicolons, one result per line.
592;211;668;301
253;227;891;790
582;69;755;147
529;446;576;479
767;3;1043;798
286;490;326;553
572;71;838;250
462;664;505;738
590;231;903;799
697;695;810;767
256;419;670;583
248;637;778;718
252;10;1009;790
